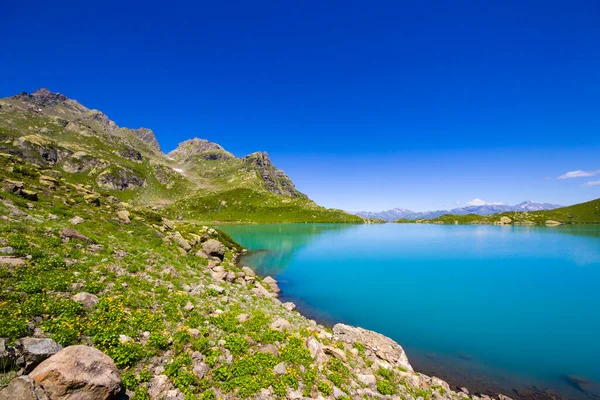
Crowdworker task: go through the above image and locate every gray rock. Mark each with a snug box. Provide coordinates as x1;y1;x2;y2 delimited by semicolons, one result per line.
19;337;62;371
183;302;194;311
0;247;14;255
202;239;225;260
273;362;286;374
192;361;209;379
270;318;291;331
30;345;122;400
71;292;99;309
283;302;296;311
307;337;328;364
258;344;279;357
69;216;85;226
333;386;345;398
116;210;131;224
207;284;225;294
356;373;377;386
59;228;91;243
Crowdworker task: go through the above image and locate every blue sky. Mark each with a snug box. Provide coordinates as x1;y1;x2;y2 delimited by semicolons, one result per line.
1;0;599;211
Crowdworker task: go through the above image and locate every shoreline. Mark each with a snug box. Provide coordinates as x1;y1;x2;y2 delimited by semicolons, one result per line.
237;251;577;400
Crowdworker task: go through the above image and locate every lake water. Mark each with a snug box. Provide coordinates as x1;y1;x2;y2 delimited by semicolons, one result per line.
218;223;600;399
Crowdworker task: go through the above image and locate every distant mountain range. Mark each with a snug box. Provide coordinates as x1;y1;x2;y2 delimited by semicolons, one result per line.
353;201;563;221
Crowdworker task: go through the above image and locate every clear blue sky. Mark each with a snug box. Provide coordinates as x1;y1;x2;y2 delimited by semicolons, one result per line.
1;0;599;211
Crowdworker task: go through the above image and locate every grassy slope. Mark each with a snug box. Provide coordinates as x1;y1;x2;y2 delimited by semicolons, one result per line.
399;198;600;224
0;95;361;223
166;188;363;223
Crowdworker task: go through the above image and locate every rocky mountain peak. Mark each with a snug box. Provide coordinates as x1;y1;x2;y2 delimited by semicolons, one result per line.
243;152;304;198
15;88;68;107
131;128;162;154
167;138;233;161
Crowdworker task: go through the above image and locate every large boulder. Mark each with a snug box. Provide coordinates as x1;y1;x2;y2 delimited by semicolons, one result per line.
71;292;99;309
202;239;225;260
0;375;49;400
332;323;413;372
29;345;122;400
18;337;62;371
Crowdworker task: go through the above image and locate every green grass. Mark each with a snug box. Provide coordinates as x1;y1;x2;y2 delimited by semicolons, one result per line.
166;187;363;223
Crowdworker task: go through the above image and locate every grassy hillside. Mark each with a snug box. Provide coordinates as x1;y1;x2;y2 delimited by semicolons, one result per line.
0;89;361;223
166;188;362;223
400;198;600;225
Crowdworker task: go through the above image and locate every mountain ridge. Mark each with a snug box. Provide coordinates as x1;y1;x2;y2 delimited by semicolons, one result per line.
0;88;361;222
354;201;563;221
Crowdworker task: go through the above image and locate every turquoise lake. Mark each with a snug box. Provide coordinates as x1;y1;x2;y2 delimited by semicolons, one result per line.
218;223;600;399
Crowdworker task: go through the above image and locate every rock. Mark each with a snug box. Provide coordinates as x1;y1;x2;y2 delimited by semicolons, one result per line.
106;196;120;205
192;361;209;379
170;232;191;252
0;338;15;371
545;220;562;226
324;346;346;361
273;362;286;374
96;166;145;190
270;318;291;331
83;194;101;206
70;216;85;226
258;344;279;357
307;337;328;363
237;314;249;323
72;292;99;309
148;374;173;399
225;271;236;282
333;323;413;372
183;302;194;311
0;246;14;254
356;373;377;386
241;266;256;277
252;282;275;298
30;345;122;400
60;228;91;243
283;302;296;311
19;189;39;201
18;337;62;371
0;375;49;400
263;276;281;293
162;217;174;230
39;175;59;188
207;284;225;294
332;386;345;398
0;256;26;267
116;210;131;224
202;239;225;260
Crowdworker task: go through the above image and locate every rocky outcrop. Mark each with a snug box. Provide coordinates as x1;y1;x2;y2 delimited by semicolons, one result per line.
242;152;304;197
96;167;145;190
13;135;72;167
16;88;68;108
167;138;234;162
29;345;122;400
131;127;162;154
62;151;109;174
333;323;413;372
202;239;225;260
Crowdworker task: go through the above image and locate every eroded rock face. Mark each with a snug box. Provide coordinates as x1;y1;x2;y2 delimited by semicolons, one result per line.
242;152;304;198
29;345;122;400
333;323;413;372
96;167;145;190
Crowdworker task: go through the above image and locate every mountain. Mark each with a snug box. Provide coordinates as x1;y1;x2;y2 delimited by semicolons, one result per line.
0;88;361;222
355;201;562;221
423;198;600;225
